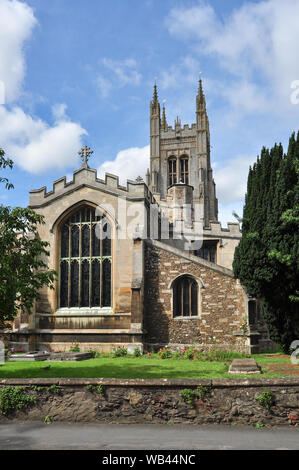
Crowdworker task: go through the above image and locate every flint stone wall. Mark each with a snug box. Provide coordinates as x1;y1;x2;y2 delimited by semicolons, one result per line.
0;378;298;426
144;241;249;352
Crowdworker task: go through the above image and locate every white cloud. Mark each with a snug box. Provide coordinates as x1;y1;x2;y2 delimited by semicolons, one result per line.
212;154;257;226
0;0;37;103
217;201;243;228
0;105;87;173
166;0;299;112
160;56;200;90
222;80;270;115
51;103;68;122
0;2;88;174
97;73;112;99
213;154;255;204
96;58;142;98
102;58;142;87
98;145;149;184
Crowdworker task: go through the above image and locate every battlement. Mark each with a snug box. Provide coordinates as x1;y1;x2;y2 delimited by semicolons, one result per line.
29;166;156;208
161;122;197;138
203;221;242;238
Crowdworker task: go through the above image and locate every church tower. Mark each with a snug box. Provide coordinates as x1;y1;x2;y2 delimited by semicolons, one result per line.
147;80;218;228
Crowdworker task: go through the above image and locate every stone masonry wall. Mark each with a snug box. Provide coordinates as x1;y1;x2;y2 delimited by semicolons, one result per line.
144;241;249;352
0;378;298;426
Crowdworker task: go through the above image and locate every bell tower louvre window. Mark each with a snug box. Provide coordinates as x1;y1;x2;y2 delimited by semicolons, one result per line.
168;157;177;187
180;156;189;184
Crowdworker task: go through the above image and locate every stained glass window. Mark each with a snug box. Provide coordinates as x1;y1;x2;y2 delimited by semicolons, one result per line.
59;206;112;308
173;276;198;317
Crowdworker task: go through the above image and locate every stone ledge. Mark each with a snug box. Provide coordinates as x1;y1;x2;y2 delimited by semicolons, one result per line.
32;329;140;334
212;377;299;387
1;377;299;387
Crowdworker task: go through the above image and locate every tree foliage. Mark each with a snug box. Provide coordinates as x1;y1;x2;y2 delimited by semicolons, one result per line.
0;150;56;328
0;148;14;190
233;132;299;352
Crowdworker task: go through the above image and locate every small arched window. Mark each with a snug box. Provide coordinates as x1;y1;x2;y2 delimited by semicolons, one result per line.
168;157;177;186
59;206;112;309
180;156;189;184
173;275;198;317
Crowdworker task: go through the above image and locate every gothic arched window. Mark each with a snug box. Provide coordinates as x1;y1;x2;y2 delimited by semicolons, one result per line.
168;157;177;186
173;275;198;317
59;206;112;308
180;156;189;184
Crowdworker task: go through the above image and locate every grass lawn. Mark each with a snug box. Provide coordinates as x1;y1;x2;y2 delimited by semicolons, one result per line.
0;354;295;380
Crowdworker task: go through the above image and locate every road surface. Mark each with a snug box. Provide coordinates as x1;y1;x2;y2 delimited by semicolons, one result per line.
0;422;298;450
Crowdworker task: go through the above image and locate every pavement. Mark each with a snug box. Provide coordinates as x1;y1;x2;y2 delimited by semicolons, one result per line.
0;422;298;450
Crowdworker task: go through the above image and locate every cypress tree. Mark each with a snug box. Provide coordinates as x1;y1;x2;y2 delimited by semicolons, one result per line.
233;132;299;352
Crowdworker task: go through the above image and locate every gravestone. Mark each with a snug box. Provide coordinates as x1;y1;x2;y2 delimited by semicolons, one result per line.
8;351;94;362
47;351;94;361
0;341;4;364
228;358;262;374
8;351;49;361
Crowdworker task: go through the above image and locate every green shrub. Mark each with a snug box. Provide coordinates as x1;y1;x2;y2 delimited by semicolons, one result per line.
172;352;182;359
133;348;142;357
159;347;172;359
113;346;128;357
87;349;97;358
69;343;80;352
252;422;265;428
184;345;196;360
97;385;104;397
179;388;195;406
0;386;36;415
47;384;61;394
86;384;95;391
197;385;212;400
31;385;43;393
256;389;274;410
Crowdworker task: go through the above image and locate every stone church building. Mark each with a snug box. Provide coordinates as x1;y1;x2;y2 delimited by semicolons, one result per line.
8;81;272;354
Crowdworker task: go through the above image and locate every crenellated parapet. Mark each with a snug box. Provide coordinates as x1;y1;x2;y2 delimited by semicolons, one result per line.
203;221;242;239
29;166;156;208
161;122;198;138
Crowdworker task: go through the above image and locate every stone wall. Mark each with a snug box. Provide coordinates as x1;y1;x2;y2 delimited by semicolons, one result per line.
0;378;298;426
144;240;249;352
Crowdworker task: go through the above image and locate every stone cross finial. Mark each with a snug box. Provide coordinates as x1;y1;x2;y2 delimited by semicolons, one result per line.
78;145;93;168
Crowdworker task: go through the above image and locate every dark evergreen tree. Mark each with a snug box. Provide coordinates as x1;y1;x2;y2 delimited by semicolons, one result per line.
233;132;299;352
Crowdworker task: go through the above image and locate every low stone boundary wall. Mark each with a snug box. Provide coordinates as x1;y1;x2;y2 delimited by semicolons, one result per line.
0;378;298;426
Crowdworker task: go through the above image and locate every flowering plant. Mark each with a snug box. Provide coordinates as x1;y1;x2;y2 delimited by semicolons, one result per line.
158;347;172;359
113;345;128;357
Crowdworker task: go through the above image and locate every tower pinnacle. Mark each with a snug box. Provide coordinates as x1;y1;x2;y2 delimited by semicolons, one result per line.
161;100;168;130
196;78;206;111
150;81;160;116
153;82;158;105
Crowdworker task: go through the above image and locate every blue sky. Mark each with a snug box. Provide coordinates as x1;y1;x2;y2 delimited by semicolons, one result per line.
0;0;299;225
